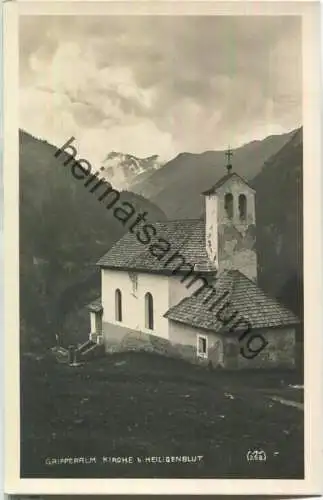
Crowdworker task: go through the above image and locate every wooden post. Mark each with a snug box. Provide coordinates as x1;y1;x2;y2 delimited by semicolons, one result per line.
68;345;76;365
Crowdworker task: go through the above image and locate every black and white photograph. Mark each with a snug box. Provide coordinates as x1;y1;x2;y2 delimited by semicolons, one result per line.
3;0;323;495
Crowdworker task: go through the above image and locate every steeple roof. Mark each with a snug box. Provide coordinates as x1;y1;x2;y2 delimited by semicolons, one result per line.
201;172;254;196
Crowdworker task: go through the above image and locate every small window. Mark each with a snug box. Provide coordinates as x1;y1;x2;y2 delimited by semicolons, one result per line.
239;194;247;220
197;335;208;358
115;289;122;322
224;193;233;219
145;292;154;330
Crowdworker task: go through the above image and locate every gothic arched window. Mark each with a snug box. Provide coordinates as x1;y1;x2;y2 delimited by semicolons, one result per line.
224;193;233;219
239;194;247;220
115;289;122;322
145;292;154;330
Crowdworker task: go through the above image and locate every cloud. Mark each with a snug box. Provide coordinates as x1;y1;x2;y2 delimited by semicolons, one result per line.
19;15;302;161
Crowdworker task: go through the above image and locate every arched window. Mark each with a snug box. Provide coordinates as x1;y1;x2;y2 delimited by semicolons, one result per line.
239;194;247;220
145;292;154;330
115;289;122;322
224;193;233;219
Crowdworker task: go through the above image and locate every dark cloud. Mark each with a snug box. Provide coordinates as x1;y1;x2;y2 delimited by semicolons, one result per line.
19;15;302;160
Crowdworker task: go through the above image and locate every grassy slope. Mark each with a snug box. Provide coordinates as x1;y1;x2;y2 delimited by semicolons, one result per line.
21;352;303;479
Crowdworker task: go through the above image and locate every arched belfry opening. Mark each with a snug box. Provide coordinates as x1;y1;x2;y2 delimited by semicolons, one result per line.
239;194;247;220
224;193;233;219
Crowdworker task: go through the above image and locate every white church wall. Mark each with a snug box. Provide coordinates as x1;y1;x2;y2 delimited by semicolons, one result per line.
168;275;193;307
101;268;170;339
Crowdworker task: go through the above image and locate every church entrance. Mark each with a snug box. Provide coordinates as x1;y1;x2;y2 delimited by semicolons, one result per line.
95;312;103;335
90;311;103;344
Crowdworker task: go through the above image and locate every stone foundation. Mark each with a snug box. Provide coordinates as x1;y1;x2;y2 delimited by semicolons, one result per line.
101;321;296;369
102;322;213;366
224;328;296;369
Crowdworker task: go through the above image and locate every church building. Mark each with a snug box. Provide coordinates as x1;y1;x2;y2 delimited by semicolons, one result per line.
87;153;299;369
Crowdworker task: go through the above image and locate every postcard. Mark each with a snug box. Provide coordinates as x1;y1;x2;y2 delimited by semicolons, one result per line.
3;0;323;495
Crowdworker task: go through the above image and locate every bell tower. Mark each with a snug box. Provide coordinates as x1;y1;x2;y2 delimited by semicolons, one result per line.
202;147;257;282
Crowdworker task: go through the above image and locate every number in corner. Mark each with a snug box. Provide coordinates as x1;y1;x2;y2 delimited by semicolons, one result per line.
246;449;267;462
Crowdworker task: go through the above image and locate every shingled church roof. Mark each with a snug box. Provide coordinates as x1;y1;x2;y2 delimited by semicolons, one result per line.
97;219;216;274
164;270;299;333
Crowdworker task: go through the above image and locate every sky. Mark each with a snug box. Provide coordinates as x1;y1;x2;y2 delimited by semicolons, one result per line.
20;15;302;165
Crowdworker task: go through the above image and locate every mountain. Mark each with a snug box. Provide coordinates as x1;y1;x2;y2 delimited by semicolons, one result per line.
253;127;303;320
101;151;162;190
132;130;296;219
19;130;166;350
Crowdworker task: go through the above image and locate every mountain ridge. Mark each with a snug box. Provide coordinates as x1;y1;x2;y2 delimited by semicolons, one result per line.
131;129;297;219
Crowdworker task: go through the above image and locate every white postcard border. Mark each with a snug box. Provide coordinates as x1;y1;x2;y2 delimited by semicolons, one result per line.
4;0;323;495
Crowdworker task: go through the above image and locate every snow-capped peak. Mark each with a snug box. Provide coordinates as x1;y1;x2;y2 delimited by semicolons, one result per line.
100;151;163;189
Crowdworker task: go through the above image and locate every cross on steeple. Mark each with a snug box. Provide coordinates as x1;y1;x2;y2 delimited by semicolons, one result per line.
225;146;233;174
